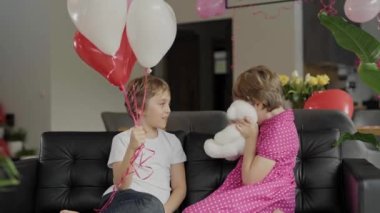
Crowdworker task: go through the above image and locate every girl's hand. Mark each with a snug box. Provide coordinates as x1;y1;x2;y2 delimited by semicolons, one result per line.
235;116;259;142
129;126;146;151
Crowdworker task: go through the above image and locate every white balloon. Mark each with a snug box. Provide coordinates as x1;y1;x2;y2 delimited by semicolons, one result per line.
127;0;177;68
67;0;127;56
344;0;380;23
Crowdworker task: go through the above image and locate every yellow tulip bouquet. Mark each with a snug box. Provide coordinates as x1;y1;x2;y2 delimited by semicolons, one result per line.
279;70;330;108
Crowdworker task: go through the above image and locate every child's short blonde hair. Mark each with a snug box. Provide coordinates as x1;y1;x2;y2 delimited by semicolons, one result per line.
232;65;284;111
125;75;170;115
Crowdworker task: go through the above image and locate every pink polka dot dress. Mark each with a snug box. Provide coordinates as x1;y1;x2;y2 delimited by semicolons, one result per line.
183;110;299;213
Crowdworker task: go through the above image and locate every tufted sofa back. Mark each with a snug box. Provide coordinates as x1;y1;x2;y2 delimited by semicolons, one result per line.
35;110;364;212
36;132;115;213
101;111;229;134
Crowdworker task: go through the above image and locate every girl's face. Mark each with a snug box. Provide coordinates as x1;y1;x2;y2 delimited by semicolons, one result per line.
253;102;267;124
142;90;171;132
233;96;267;124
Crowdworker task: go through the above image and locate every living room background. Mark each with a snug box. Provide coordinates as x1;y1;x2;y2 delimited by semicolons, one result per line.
0;0;378;151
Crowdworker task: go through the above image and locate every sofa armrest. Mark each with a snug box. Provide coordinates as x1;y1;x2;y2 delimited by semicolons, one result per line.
343;159;380;213
0;157;39;213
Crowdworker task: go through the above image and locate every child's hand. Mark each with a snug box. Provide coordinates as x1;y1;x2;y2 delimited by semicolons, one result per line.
235;116;259;142
129;126;147;151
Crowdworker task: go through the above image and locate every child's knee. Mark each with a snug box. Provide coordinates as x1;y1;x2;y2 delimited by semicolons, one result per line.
139;197;164;213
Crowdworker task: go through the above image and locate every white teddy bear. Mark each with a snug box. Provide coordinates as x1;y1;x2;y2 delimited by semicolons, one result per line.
204;100;258;160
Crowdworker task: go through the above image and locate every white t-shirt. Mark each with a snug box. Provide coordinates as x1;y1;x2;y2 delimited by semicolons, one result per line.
103;129;186;204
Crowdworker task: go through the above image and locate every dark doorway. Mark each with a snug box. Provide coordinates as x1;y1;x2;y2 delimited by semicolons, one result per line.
154;19;233;111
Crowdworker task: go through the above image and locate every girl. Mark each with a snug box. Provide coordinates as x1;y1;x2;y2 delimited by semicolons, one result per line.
62;75;186;213
183;65;299;213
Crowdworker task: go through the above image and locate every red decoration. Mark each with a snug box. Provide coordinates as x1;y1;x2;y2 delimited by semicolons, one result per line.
304;89;354;118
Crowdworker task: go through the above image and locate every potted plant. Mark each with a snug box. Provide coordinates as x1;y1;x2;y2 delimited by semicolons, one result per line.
15;148;36;159
0;150;20;188
280;71;330;108
319;13;380;149
319;12;380;93
7;128;27;158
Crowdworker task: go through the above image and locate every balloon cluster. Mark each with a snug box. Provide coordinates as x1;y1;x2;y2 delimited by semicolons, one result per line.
67;0;177;89
67;2;176;212
344;0;380;23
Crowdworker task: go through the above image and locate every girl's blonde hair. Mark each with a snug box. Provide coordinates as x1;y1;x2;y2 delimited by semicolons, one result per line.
125;75;170;115
232;65;284;111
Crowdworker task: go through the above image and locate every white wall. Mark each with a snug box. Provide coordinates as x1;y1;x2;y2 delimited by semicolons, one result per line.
0;0;51;149
362;18;380;41
166;0;303;77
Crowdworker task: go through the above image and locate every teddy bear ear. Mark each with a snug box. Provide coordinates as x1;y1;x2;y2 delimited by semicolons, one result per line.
227;100;246;119
227;100;258;121
204;139;222;158
227;105;237;120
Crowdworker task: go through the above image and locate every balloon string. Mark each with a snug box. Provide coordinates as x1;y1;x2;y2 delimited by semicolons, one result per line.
106;59;117;81
132;84;139;124
121;85;137;124
94;143;155;212
96;71;153;212
139;69;149;123
119;70;149;125
127;0;132;11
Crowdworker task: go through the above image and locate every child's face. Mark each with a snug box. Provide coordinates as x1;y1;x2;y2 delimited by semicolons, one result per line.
142;90;171;130
254;102;267;124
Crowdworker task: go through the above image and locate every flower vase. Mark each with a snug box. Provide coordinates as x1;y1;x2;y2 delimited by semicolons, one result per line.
290;98;306;109
8;141;23;158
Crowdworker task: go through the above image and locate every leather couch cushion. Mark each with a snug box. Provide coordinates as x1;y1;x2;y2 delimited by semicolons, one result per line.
36;131;186;213
0;158;38;213
35;127;344;212
295;128;342;212
182;132;236;209
36;132;116;213
183;128;343;212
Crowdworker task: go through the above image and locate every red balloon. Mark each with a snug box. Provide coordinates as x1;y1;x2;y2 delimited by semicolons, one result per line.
304;89;354;118
73;28;137;88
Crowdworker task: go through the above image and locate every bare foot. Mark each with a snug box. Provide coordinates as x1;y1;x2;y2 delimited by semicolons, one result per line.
60;210;79;213
273;210;284;213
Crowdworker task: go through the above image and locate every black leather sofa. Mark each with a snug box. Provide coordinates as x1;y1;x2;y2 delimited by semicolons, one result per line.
1;110;380;213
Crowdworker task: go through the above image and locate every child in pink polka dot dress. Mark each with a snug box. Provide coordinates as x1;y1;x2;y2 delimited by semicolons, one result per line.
183;65;299;213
